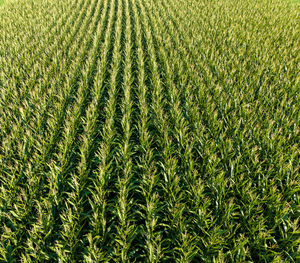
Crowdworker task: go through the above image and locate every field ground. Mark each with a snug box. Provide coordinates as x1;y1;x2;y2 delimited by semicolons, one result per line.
0;0;299;262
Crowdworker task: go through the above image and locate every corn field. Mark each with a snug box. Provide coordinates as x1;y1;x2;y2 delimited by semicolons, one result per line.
0;0;299;262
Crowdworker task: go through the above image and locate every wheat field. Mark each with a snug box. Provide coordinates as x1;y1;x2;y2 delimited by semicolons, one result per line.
0;0;299;262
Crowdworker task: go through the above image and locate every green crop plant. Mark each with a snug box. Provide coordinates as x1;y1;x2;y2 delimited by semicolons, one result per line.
0;0;299;262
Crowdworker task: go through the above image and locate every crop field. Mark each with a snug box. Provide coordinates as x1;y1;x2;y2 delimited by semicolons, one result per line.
0;0;299;262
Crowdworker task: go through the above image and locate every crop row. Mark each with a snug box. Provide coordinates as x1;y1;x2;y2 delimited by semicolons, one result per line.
0;0;299;262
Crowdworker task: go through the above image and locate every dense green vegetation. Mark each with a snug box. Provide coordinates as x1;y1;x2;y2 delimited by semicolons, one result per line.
0;0;299;262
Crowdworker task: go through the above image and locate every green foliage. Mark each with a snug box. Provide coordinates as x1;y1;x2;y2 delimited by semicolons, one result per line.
0;0;299;261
